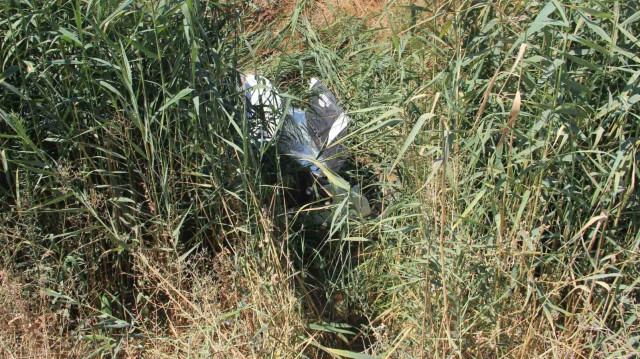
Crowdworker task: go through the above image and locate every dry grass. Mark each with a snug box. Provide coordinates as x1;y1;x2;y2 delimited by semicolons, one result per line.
243;0;425;57
0;270;86;358
127;250;306;358
310;0;388;28
1;249;306;358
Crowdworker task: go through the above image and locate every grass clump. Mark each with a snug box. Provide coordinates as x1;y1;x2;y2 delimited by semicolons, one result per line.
1;0;639;357
0;0;300;355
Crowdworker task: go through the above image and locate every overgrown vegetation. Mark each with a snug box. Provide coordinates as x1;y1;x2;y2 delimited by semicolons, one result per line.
1;0;639;357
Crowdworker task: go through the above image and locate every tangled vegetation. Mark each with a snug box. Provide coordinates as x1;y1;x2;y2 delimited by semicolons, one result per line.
1;0;639;357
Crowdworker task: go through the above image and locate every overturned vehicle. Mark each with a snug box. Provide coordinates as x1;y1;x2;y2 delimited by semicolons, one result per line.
240;73;375;222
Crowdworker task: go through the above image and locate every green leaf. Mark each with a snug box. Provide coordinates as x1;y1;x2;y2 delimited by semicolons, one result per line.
157;88;194;113
308;322;356;335
452;189;486;231
328;236;370;242
306;159;350;191
390;113;435;172
527;1;568;34
59;27;82;46
0;65;19;85
130;39;159;59
323;348;377;359
100;0;133;30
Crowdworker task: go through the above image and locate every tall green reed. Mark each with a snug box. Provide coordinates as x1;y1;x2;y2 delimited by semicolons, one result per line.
0;0;266;336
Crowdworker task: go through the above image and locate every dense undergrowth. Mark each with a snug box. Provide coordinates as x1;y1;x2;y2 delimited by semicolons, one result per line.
1;0;639;357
